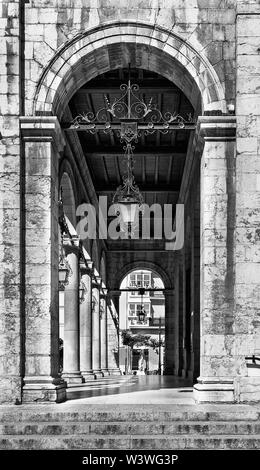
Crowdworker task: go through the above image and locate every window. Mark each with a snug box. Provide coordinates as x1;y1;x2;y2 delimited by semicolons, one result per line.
129;272;151;295
128;303;151;325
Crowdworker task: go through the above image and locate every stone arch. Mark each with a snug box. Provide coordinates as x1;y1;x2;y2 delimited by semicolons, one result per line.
59;161;77;228
33;22;226;119
117;260;172;290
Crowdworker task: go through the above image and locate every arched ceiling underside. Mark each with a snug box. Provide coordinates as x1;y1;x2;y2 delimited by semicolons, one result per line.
66;68;194;213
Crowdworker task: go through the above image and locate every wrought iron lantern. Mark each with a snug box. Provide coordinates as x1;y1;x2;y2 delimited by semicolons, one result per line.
138;305;146;323
58;189;72;290
112;143;143;233
79;279;88;304
58;245;71;290
71;65;193;237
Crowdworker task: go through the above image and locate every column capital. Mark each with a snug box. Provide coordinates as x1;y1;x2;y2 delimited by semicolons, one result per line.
197;115;236;141
100;288;108;299
79;259;93;277
20;116;66;152
63;235;80;256
92;276;102;289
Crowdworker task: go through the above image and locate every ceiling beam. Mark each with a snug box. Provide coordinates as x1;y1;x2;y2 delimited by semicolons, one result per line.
167;155;174;186
114;155;121;185
63;122;196;132
74;85;181;95
155;155;159;185
102;156;109;185
86;93;100;146
142;154;146;184
96;188;179;195
83;150;186;157
103;93;115;146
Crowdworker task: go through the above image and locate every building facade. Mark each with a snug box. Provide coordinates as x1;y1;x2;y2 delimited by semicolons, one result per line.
119;269;165;374
0;0;260;404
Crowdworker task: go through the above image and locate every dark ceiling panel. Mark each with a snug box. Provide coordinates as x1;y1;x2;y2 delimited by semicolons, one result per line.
69;68;194;210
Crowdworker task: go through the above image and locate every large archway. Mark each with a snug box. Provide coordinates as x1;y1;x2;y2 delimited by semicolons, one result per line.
19;18;239;405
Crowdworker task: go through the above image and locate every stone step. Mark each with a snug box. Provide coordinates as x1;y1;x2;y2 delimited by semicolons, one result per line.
0;408;259;423
1;434;260;450
0;421;259;436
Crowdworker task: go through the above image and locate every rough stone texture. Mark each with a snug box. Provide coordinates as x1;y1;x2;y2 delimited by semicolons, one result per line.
0;0;21;403
22;0;238;117
235;2;260;400
21;117;66;403
193;117;237;402
0;403;260;449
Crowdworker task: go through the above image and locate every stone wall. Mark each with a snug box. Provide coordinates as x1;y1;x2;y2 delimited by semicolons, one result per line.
235;0;260;401
23;0;236;116
0;0;22;403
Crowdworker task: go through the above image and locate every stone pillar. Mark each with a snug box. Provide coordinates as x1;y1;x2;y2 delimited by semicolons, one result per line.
100;290;109;376
0;0;21;404
92;277;103;378
194;116;236;403
178;258;184;377
173;263;180;376
193;190;201;380
235;3;260;401
62;240;83;385
21;117;66;403
107;293;121;375
79;260;95;381
181;263;188;377
164;289;175;375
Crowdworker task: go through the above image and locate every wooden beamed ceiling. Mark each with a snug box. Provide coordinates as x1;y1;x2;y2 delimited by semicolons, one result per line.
68;68;194;209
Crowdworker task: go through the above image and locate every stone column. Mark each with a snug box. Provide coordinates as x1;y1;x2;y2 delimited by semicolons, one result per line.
21;117;66;403
107;293;121;375
193;191;201;380
0;1;21;404
193;116;236;403
164;289;175;375
92;277;103;378
79;260;95;381
173;263;180;376
100;289;109;376
235;3;260;401
62;239;83;385
178;258;184;377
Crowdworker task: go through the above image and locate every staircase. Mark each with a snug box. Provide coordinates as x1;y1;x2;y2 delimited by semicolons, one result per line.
0;404;260;449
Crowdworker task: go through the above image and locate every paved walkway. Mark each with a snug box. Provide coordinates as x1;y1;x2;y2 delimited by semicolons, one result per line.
66;375;195;404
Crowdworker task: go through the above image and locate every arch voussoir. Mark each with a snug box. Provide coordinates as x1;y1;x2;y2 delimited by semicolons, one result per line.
33;21;226;118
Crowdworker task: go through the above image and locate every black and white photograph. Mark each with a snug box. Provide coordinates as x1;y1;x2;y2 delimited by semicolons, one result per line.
0;0;260;464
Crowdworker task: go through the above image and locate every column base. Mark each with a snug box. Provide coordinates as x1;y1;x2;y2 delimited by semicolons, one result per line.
22;376;66;404
81;371;96;381
62;371;84;385
108;368;122;376
193;377;235;403
101;369;110;376
93;369;104;379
